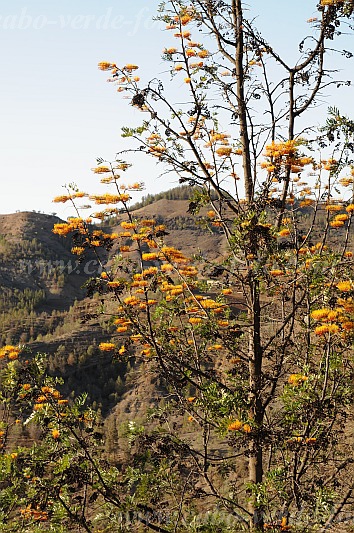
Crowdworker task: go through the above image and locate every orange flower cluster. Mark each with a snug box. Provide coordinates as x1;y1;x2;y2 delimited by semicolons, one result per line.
0;345;21;360
315;324;340;336
227;420;251;433
71;246;85;255
288;374;308;386
325;204;342;212
337;281;352;292
312;296;354;337
53;192;86;203
99;342;116;351
98;61;116;71
89;193;131;205
160;246;189;266
270;269;284;277
53;217;91;237
261;140;311;176
339;177;354;187
91;165;111;174
287;436;317;445
20;506;49;522
52;429;60;439
321;0;344;6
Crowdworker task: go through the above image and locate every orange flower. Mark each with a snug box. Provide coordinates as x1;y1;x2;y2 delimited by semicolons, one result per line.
124;64;139;71
288;374;308;385
52;429;60;439
216;146;232;157
227;420;242;431
142;252;159;261
342;321;354;331
91;165;111;174
99;342;116;351
189;317;203;325
270;269;284;277
325;204;342;212
337;281;352;292
311;308;330;320
330;220;344;228
98;61;113;71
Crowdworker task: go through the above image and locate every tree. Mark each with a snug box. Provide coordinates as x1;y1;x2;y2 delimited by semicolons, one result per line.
1;1;354;531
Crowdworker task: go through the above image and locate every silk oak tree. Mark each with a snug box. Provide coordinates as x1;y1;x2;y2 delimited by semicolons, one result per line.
1;1;354;532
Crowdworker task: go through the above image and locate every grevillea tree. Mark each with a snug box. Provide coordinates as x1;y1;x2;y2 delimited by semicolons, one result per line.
1;0;354;531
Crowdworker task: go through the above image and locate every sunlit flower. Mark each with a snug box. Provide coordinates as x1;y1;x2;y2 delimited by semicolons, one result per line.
142;252;159;261
288;374;308;385
278;229;290;237
215;146;232;157
335;214;349;222
99;342;116;351
207;344;223;351
337;281;352;292
91;165;111;174
124;64;139;71
53;195;72;203
311;308;330;320
330;220;344;228
0;345;21;360
180;14;193;25
51;429;60;439
227;420;242;431
217;320;229;327
325;204;342;212
189;317;203;325
270;269;284;276
342;321;354;331
315;324;338;335
98;61;114;71
71;247;85;255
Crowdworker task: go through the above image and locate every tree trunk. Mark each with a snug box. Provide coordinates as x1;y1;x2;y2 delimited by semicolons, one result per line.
248;278;264;530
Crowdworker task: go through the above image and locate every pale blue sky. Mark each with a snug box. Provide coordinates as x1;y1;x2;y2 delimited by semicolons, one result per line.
1;1;352;217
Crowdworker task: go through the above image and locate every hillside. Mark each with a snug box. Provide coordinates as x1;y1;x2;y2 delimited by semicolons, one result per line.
0;198;226;415
0;195;352;416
